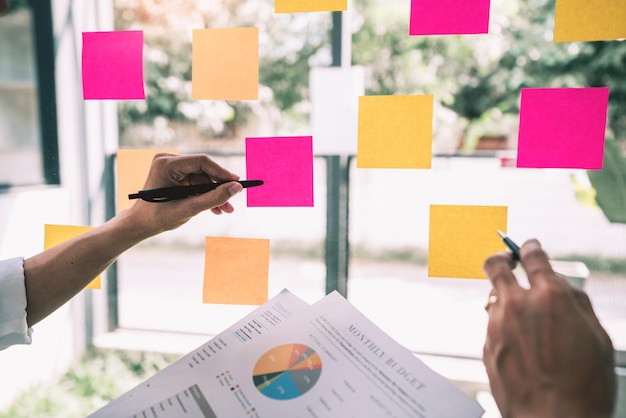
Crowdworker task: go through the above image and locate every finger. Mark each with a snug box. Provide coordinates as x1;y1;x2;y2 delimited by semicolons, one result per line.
219;201;235;214
186;181;242;215
484;288;499;312
519;239;555;288
483;251;521;296
483;325;507;411
165;154;239;183
210;202;234;215
570;286;600;318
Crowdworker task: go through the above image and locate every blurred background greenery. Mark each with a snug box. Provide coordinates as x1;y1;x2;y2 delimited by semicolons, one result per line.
111;0;626;223
12;0;622;218
113;0;625;151
0;349;177;418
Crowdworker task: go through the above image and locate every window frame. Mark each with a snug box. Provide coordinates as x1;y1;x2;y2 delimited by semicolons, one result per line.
0;1;60;189
31;0;60;186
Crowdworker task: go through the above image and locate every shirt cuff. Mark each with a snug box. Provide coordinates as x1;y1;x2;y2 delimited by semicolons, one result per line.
0;257;33;350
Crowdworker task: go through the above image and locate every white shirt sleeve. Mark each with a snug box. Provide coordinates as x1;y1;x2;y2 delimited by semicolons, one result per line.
0;257;33;350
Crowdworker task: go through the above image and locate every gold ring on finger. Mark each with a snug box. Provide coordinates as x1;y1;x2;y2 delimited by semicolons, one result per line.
484;294;498;311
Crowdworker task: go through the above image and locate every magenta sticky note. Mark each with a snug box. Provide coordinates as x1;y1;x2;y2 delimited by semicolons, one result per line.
409;0;491;36
245;136;314;207
517;88;609;170
82;30;145;100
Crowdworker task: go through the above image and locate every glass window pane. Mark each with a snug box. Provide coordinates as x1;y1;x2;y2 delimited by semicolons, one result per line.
110;0;626;365
0;6;44;187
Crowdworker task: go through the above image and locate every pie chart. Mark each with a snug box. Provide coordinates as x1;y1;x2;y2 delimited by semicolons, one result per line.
252;343;322;400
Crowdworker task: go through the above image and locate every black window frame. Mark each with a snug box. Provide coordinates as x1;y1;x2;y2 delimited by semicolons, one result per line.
31;0;60;186
1;1;60;189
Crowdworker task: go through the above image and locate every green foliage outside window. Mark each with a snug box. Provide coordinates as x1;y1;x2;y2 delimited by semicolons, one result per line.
112;0;626;221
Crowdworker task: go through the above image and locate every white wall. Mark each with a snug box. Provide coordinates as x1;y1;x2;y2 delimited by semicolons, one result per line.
0;0;116;410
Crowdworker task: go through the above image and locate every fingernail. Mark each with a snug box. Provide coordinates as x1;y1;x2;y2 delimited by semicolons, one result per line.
228;183;243;196
524;239;541;251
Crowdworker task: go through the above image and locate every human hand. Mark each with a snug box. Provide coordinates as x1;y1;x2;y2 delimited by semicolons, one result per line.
482;239;615;418
124;153;243;237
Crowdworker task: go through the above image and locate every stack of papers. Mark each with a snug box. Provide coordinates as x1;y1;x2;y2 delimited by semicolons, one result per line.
89;289;483;418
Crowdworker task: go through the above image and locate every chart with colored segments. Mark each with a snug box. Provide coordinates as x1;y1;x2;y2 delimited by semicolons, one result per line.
252;343;322;400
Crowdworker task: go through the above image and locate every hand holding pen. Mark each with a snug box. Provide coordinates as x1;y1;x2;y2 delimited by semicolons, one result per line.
18;153;257;328
482;238;615;418
123;153;249;234
129;180;263;202
497;229;520;268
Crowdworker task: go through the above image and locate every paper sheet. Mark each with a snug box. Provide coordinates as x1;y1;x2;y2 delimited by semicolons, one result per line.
357;95;433;169
44;224;99;289
116;149;178;213
191;28;259;100
409;0;491;36
554;0;626;42
203;236;270;305
88;290;483;417
516;87;609;170
245;136;314;207
89;289;310;417
310;66;364;156
82;30;145;100
275;0;347;13
428;205;508;279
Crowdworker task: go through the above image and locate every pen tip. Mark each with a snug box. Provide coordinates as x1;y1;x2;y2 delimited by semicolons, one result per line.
496;229;506;238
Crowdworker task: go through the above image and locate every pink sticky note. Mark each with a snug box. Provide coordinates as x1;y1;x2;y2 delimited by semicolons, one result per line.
409;0;491;35
517;88;609;170
409;0;490;35
82;31;145;100
245;136;314;207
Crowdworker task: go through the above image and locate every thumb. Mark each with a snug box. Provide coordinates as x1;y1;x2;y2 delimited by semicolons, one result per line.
180;181;243;216
226;181;243;197
210;181;243;206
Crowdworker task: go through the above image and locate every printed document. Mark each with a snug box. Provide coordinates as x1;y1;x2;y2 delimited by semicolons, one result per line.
89;289;483;418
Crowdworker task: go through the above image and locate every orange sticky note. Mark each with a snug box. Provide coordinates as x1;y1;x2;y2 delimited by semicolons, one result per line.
44;224;100;289
116;149;177;213
192;28;259;100
554;0;626;42
275;0;347;13
428;205;508;279
203;236;270;305
357;95;433;169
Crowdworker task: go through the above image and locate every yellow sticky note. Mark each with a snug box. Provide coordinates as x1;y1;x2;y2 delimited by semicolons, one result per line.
44;224;100;289
116;149;177;213
357;95;433;169
275;0;347;13
554;0;626;42
203;236;270;305
428;205;508;279
192;28;259;100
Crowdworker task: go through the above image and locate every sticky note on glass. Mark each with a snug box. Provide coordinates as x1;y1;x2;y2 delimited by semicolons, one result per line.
357;95;433;169
428;205;507;279
203;236;269;305
192;27;259;100
517;87;609;170
554;0;626;42
116;149;178;213
44;224;100;289
275;0;347;13
245;136;314;207
409;0;491;36
82;30;145;100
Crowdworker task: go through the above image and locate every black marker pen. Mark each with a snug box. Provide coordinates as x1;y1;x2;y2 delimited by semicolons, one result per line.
497;229;520;261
